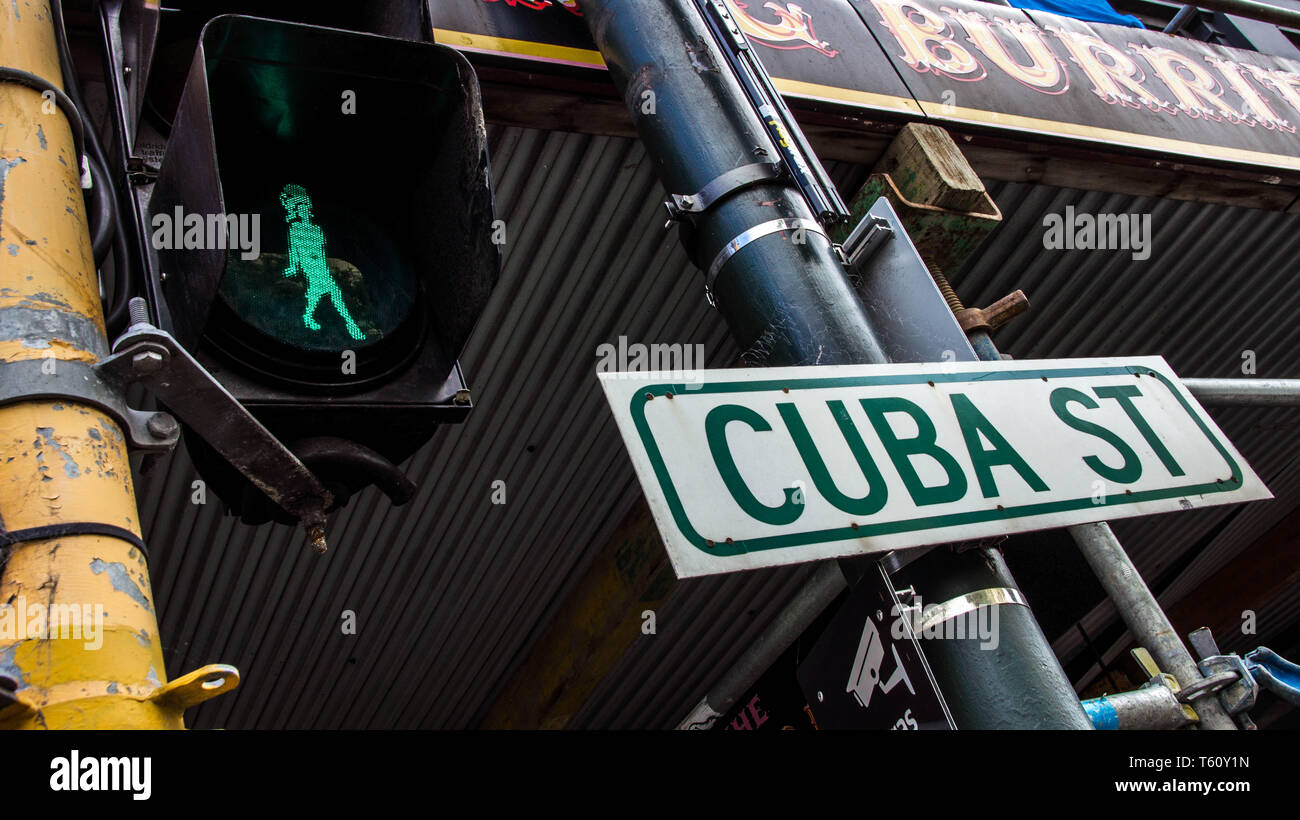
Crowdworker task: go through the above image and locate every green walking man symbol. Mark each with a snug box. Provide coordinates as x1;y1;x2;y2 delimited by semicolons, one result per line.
280;183;365;341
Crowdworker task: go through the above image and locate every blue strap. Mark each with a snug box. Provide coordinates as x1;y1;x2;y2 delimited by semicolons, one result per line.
1246;647;1300;707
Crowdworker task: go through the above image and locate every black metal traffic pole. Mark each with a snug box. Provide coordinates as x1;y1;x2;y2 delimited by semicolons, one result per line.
580;0;1091;728
582;0;885;366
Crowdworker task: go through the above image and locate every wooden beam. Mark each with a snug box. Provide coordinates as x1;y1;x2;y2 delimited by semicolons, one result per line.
872;123;988;212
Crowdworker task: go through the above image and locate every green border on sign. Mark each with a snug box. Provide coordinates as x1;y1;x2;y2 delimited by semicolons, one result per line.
629;365;1243;557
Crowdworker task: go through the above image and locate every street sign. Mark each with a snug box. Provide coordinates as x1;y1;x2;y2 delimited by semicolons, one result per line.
798;565;954;730
598;356;1270;578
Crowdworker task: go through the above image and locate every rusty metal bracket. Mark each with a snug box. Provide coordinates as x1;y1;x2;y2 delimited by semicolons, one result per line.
957;290;1031;334
96;299;335;553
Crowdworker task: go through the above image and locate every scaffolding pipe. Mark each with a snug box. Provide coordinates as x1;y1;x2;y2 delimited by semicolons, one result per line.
1161;0;1300;31
1070;522;1237;730
1183;378;1300;406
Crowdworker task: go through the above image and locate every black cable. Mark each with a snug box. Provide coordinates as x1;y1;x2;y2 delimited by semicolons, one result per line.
50;0;135;335
0;64;111;269
0;522;149;563
103;193;134;331
0;66;85;166
86;151;113;266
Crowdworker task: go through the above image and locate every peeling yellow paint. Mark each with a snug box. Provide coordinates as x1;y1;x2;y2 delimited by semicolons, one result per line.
0;4;235;729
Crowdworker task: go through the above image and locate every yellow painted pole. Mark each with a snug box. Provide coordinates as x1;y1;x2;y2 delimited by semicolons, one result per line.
0;0;234;728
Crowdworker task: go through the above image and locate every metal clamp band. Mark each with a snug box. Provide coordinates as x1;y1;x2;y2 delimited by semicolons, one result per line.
0;358;178;452
705;217;825;307
666;162;783;220
918;587;1029;632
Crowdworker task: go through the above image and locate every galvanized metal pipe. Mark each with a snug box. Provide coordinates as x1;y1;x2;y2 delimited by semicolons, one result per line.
1162;0;1300;30
677;561;846;729
1082;684;1193;730
1070;522;1237;730
1164;5;1200;34
1183;378;1300;406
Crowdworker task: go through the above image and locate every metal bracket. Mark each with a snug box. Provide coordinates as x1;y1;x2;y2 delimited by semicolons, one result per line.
841;214;893;270
149;664;240;713
1189;627;1258;727
126;155;159;184
96;300;335;552
0;358;178;452
1130;647;1201;725
705;217;825;307
664;162;783;222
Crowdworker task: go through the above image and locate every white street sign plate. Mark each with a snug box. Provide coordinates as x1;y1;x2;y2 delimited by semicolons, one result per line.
598;357;1271;578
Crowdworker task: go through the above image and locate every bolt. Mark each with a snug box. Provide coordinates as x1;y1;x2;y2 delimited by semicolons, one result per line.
146;413;178;439
132;350;165;374
453;388;471;406
128;297;151;328
929;265;965;313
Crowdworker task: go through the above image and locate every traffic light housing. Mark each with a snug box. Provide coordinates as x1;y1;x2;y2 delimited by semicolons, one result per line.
146;15;498;522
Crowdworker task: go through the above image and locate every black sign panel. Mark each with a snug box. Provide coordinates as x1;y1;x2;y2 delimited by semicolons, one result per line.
797;564;954;730
850;0;1300;170
428;0;920;113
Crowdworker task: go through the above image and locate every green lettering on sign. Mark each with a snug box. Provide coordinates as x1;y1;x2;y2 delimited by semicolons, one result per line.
1049;387;1142;483
1094;384;1185;477
950;393;1048;498
859;397;966;506
706;404;803;526
778;400;888;516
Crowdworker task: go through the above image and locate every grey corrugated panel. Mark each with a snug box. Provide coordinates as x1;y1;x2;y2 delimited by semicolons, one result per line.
571;563;816;729
1219;581;1300;657
133;132;1300;730
367;137;694;728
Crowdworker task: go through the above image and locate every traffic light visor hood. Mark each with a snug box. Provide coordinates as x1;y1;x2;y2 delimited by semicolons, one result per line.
149;14;498;392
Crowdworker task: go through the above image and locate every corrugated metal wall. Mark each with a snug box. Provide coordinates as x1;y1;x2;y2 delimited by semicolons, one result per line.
137;128;1299;728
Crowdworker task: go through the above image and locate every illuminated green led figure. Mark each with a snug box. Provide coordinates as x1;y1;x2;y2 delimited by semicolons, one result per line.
280;183;365;341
